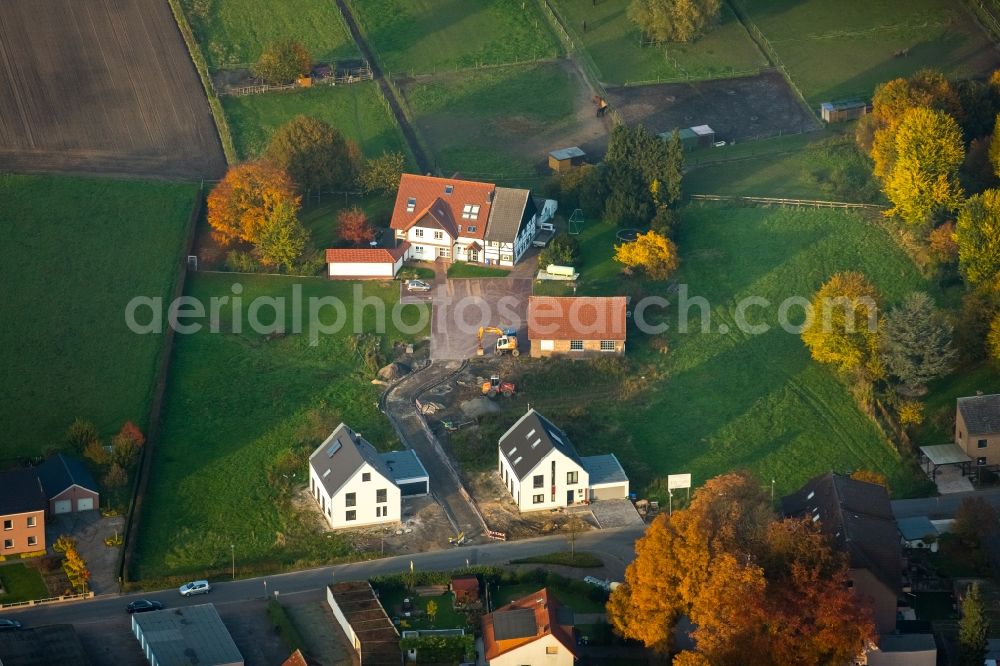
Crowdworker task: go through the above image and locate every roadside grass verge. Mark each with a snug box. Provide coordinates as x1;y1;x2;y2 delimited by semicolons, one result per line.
132;273;428;580
402;62;576;179
0;175;197;460
223;83;409;161
511;551;604;568
525;206;937;499
181;0;358;70
347;0;560;75
0;563;50;604
267;599;308;653
552;0;766;85
739;0;1000;104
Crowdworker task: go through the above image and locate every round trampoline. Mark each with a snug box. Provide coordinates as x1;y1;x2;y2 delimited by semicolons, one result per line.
616;229;640;243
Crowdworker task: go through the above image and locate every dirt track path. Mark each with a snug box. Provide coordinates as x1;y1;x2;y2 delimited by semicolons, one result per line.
333;0;431;174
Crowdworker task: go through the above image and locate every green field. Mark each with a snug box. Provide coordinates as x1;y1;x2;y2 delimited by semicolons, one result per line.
528;206;936;499
403;62;576;179
552;0;766;84
347;0;560;75
182;0;358;69
0;175;197;460
0;563;48;604
740;0;1000;103
223;83;409;161
133;273;428;580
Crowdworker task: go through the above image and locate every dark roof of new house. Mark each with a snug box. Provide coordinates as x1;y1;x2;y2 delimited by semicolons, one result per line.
581;454;628;486
310;424;396;498
958;393;1000;435
499;409;583;480
781;473;902;595
36;454;98;498
484;187;536;243
378;450;429;483
0;467;47;515
482;588;577;661
0;624;91;666
132;603;242;666
527;296;628;341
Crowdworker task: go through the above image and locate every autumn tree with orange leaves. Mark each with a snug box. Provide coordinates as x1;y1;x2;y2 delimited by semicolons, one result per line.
337;207;373;246
607;472;875;664
207;161;300;248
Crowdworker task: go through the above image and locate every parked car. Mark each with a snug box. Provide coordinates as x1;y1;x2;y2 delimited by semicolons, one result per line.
178;580;211;597
0;619;22;630
405;279;432;292
127;599;164;614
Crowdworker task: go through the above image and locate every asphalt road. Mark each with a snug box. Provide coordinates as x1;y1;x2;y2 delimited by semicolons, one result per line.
2;525;643;628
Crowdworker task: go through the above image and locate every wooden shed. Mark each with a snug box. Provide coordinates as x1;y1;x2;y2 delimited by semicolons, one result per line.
548;146;586;172
820;100;868;123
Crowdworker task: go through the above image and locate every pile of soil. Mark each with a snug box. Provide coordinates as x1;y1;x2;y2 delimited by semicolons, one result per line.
378;362;411;381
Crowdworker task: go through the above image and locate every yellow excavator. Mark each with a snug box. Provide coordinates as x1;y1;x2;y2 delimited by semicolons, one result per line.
477;326;519;356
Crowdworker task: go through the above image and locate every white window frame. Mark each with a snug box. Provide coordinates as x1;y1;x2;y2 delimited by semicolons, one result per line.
406;197;416;213
2;519;10;531
570;340;584;351
2;539;11;549
540;340;554;351
600;340;616;352
26;516;35;528
462;204;480;220
532;494;544;504
433;230;443;240
414;228;424;238
346;510;357;521
438;247;450;258
27;535;37;547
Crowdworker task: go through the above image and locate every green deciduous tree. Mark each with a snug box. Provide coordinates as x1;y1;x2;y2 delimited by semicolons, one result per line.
359;152;406;195
538;234;581;268
66;419;99;454
878;292;956;392
881;107;965;226
255;199;310;271
959;582;989;666
957;189;1000;286
265;116;355;194
252;39;311;85
801;272;881;373
627;0;722;43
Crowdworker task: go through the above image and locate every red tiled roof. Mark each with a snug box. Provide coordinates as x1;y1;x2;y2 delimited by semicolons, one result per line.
281;649;308;666
482;588;578;661
390;174;494;240
326;242;409;264
528;296;627;341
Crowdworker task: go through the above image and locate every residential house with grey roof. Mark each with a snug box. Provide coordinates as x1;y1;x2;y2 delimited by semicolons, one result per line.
955;393;1000;467
483;188;540;267
498;409;628;512
781;472;903;635
131;603;243;666
309;424;427;530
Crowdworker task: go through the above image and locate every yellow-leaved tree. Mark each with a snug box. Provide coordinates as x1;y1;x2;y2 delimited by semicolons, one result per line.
881;107;964;226
801;272;882;373
207;161;300;248
614;230;679;280
957;190;1000;286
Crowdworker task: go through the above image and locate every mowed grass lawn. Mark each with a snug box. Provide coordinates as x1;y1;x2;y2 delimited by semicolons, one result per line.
183;0;358;69
403;62;576;178
348;0;560;74
0;563;49;603
740;0;1000;103
0;175;197;460
552;0;766;84
133;274;429;580
223;83;409;160
531;206;935;498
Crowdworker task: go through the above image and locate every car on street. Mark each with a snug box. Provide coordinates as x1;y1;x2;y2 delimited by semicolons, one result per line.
0;619;23;630
405;279;432;292
127;599;164;614
178;580;211;597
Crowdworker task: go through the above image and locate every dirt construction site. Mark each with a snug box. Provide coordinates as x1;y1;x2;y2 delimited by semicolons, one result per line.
0;0;226;179
606;70;819;143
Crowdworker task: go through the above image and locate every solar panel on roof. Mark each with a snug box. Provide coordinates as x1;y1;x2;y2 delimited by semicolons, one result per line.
327;440;342;457
525;428;536;439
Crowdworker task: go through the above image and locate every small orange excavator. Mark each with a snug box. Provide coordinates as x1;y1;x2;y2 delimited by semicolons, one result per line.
482;374;516;398
476;326;519;357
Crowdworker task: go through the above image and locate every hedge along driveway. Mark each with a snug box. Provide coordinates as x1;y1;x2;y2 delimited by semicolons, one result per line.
133;274;429;580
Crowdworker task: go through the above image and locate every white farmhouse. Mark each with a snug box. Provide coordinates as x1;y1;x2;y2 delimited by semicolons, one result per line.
309;423;429;529
497;409;629;512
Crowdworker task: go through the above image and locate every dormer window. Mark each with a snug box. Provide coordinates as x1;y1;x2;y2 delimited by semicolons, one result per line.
406;197;416;213
445;185;454;194
462;204;480;220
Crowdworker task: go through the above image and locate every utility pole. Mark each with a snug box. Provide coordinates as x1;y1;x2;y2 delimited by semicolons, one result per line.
771;478;775;502
230;544;235;581
668;490;673;516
